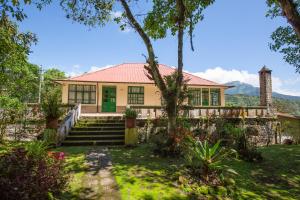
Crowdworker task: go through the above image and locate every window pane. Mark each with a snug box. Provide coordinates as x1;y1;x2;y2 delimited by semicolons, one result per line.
83;92;89;104
84;85;90;92
188;88;201;106
210;88;220;106
202;88;209;106
76;91;83;103
69;85;76;91
77;85;83;91
69;91;75;99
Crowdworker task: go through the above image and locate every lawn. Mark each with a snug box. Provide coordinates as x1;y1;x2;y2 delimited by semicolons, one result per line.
53;146;98;200
108;144;300;200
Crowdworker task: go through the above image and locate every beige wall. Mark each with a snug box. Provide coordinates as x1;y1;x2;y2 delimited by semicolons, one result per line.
60;81;226;113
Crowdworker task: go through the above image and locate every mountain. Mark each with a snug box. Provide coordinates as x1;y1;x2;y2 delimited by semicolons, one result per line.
225;81;300;101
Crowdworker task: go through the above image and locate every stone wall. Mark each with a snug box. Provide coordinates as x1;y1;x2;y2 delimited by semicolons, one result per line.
136;117;279;146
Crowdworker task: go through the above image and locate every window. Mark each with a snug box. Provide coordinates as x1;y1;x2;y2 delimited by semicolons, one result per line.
210;88;220;106
128;86;144;104
188;88;201;106
68;84;96;104
202;88;209;106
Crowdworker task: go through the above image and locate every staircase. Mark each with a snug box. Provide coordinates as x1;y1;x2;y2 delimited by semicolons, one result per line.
62;116;125;146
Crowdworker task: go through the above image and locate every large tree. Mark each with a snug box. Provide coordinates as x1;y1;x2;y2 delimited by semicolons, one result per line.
60;0;213;141
0;16;40;102
267;0;300;73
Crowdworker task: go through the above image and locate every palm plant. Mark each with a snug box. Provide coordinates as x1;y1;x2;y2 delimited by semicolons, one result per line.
184;137;237;182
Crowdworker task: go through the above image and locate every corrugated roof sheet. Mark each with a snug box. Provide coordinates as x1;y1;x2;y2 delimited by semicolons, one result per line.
64;63;225;86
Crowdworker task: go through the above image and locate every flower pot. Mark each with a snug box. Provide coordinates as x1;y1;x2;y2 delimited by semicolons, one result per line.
46;117;59;129
126;117;136;128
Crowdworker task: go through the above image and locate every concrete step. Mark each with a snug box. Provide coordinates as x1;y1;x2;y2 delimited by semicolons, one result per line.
69;130;125;136
65;134;124;141
72;126;125;131
76;122;125;127
79;116;124;120
62;139;124;146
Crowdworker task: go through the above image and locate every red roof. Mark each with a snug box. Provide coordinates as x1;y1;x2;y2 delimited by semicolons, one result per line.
62;63;226;87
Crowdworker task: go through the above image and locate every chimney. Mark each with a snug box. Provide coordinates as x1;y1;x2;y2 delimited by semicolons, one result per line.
259;66;272;107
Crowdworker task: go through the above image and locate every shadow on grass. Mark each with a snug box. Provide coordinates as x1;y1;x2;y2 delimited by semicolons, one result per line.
54;146;105;200
108;144;189;199
109;144;300;200
229;145;300;200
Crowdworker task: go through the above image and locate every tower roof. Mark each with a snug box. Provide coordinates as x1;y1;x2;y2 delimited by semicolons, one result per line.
259;66;272;73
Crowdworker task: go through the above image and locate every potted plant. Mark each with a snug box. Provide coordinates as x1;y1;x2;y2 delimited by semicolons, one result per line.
124;108;137;128
41;91;63;129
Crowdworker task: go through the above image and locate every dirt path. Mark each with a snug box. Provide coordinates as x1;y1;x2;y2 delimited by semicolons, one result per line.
84;147;121;200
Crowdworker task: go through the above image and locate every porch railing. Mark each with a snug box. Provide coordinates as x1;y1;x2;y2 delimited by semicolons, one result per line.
130;105;272;119
57;103;81;143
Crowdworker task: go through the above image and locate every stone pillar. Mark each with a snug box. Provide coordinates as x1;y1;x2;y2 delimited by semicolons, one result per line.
259;66;272;107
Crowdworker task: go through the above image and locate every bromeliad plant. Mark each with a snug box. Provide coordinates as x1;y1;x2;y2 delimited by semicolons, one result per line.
124;108;138;128
184;137;237;184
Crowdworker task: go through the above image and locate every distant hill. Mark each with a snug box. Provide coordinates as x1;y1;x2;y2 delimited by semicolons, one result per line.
225;81;300;101
225;94;300;116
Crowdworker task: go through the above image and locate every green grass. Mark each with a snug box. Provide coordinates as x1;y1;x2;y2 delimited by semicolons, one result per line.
109;144;188;200
229;145;300;200
109;144;300;200
0;141;29;155
53;146;95;200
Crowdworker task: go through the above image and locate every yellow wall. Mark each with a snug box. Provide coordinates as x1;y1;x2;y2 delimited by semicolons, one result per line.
60;82;226;109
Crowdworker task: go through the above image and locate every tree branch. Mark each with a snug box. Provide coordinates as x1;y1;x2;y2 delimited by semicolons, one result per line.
278;0;300;38
119;0;167;95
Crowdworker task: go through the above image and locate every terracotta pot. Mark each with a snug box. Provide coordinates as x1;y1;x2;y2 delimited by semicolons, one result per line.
126;118;136;128
46;117;59;129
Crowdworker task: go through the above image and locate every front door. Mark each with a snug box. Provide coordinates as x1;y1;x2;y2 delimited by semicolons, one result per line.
102;86;116;112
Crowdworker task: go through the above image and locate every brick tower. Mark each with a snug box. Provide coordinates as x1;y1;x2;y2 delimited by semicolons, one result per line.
259;66;272;107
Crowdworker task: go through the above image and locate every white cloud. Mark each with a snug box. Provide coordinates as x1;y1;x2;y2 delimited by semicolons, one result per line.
192;67;300;96
111;11;132;33
66;64;83;77
88;65;113;72
111;11;122;18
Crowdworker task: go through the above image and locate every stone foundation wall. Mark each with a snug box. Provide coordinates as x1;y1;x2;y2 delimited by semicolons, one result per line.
136;118;279;146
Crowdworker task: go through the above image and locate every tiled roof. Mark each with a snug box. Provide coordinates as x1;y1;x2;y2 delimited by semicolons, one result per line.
63;63;226;86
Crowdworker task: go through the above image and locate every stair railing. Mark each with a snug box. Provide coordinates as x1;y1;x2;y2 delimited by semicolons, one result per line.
57;103;81;144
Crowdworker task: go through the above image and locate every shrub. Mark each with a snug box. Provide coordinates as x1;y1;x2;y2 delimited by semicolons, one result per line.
183;137;237;184
42;129;58;146
124;108;137;118
0;96;25;142
42;91;64;129
0;142;67;200
231;126;263;162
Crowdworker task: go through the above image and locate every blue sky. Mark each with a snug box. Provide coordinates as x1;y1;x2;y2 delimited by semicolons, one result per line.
19;0;300;96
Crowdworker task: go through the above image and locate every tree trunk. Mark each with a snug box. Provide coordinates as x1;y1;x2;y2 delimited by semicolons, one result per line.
278;0;300;38
120;0;187;143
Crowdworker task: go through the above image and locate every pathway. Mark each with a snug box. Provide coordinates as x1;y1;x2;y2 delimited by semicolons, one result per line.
84;147;121;200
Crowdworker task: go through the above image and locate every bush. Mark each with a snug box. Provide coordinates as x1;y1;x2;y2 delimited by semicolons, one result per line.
0;96;25;142
42;129;58;146
0;142;67;200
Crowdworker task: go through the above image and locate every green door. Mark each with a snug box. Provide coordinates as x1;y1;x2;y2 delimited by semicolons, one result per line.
102;86;116;112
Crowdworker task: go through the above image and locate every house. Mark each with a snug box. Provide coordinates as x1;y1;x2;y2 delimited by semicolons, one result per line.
55;63;230;113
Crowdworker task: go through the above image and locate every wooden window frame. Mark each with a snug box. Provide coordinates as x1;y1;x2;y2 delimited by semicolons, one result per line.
68;84;96;104
210;88;221;106
128;86;144;105
188;88;202;106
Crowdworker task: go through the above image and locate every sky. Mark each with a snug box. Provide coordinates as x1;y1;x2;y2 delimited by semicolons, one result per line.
19;0;300;96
